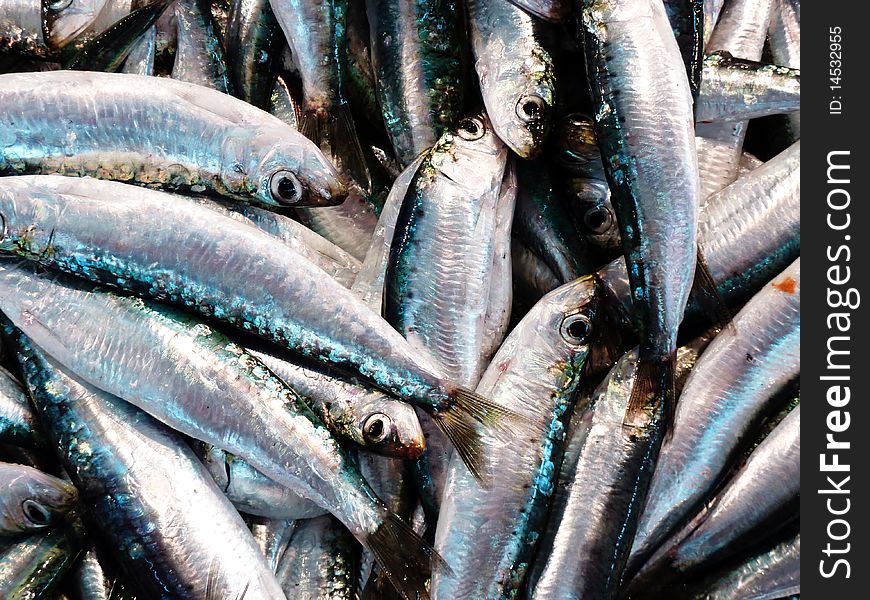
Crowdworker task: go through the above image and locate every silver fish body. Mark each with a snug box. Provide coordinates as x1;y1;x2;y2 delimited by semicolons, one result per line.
173;0;234;93
275;516;357;600
0;71;345;207
433;275;600;600
226;0;281;107
120;23;156;75
248;517;298;572
767;0;800;136
0;461;79;536
19;340;287;599
0;365;43;448
628;258;800;574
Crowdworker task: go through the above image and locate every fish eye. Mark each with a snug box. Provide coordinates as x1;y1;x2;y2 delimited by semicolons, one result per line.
268;170;304;205
457;117;485;141
560;313;592;345
583;206;613;234
22;499;52;527
516;95;546;123
47;0;73;10
363;413;392;444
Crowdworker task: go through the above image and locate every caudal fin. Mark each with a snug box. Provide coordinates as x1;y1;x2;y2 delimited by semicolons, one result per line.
690;247;733;331
300;103;372;195
623;351;676;433
433;388;537;485
367;512;449;600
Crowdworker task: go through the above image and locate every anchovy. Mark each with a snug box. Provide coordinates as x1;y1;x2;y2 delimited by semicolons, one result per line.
195;442;328;520
467;0;556;158
691;532;799;599
696;52;800;123
251;349;426;459
0;365;44;448
628;258;800;575
0;461;79;535
433;275;602;600
581;0;700;437
633;405;799;589
599;140;799;324
695;0;773;198
18;339;288;599
365;0;466;166
0;70;345;207
0;514;85;598
275;515;358;600
1;265;441;599
225;0;281;107
172;0;233;92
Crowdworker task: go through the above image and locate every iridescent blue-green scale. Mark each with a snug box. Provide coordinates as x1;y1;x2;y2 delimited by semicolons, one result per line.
384;172;427;330
416;0;464;132
498;358;584;599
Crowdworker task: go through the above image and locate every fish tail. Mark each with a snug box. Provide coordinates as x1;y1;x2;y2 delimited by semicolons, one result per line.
433;388;536;485
300;103;372;195
366;512;449;600
623;350;676;433
690;246;734;331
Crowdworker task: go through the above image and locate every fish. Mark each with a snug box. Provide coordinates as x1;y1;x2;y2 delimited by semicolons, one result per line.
580;0;700;438
506;0;571;23
0;264;442;599
18;336;288;599
0;175;519;481
432;275;603;599
365;0;466;166
248;517;298;572
70;544;120;600
275;515;358;600
467;0;556;158
0;461;79;535
225;0;281;108
627;258;800;576
695;0;773;198
767;0;800;136
0;71;346;207
631;405;799;591
663;0;704;100
530;345;667;600
120;21;156;74
0;513;85;598
0;365;45;449
172;0;234;92
696;52;800;123
195;442;328;520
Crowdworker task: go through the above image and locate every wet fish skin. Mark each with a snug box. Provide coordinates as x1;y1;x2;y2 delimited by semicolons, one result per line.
251;349;426;459
627;258;800;577
366;0;466;166
0;265;440;600
194;442;328;520
0;365;44;449
599;140;799;325
696;52;800;123
767;0;799;136
0;461;79;536
507;0;571;23
467;0;556;158
18;338;288;599
119;22;156;74
70;545;117;600
433;275;601;600
248;517;297;572
225;0;281;108
0;70;346;208
173;0;234;93
0;513;86;599
633;405;799;590
276;515;358;600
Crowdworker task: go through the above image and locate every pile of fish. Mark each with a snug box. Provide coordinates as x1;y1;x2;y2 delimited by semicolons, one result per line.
0;0;799;597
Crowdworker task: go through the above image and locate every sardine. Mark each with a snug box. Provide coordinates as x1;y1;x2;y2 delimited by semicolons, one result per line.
0;461;79;535
248;517;297;572
0;366;44;449
0;70;345;207
120;22;156;74
767;0;799;136
225;0;281;107
173;0;233;93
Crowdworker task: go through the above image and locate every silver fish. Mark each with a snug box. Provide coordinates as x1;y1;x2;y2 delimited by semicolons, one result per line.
19;339;287;599
0;70;345;208
226;0;281;107
628;258;800;574
467;0;556;158
767;0;800;136
433;275;601;600
120;23;156;74
249;517;297;572
173;0;234;93
0;365;44;449
0;461;79;536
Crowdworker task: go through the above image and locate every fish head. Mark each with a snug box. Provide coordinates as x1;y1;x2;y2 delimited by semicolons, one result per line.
0;465;78;535
482;52;555;159
247;133;348;209
427;112;509;197
569;180;620;251
354;394;426;460
46;0;107;49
